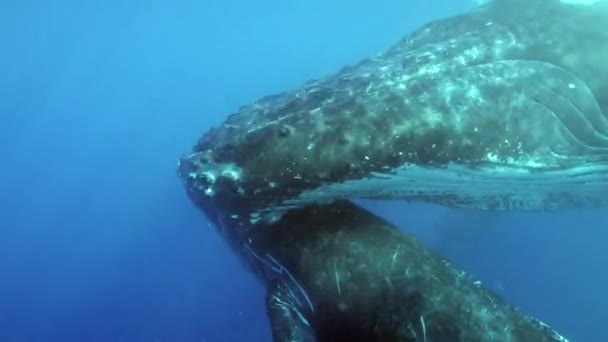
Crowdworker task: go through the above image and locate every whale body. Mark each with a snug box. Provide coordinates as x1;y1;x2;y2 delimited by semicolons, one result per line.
179;0;608;224
247;201;570;341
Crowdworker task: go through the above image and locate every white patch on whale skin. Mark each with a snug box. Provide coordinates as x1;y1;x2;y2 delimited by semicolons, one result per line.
262;162;608;214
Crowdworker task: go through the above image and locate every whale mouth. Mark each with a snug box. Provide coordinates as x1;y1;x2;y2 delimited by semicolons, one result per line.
180;153;608;224
267;161;608;214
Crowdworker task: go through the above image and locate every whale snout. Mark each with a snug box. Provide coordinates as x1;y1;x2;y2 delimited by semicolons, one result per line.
178;151;244;199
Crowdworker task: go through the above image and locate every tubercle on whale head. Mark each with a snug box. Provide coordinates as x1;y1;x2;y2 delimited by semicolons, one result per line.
177;150;245;200
177;147;294;224
177;151;250;233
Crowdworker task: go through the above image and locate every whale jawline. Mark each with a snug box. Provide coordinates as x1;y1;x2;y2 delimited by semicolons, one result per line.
254;162;608;216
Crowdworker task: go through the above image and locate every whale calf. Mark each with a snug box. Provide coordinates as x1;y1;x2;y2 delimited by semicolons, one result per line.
179;0;608;224
230;200;570;341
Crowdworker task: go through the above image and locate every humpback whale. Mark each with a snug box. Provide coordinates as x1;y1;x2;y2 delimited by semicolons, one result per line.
177;0;594;340
245;200;569;341
179;0;608;224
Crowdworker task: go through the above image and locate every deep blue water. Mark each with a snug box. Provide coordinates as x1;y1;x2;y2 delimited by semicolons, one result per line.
1;1;606;341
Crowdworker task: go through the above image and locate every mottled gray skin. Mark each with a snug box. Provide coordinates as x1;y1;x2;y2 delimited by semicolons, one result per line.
177;1;587;340
179;0;608;220
239;200;568;341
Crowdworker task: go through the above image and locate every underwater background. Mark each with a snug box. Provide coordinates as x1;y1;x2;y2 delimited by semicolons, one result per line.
1;0;606;341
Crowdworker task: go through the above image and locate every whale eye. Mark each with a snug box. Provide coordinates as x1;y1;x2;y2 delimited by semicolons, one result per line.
278;125;293;137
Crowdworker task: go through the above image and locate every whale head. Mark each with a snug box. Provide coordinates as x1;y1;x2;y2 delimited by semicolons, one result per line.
179;0;608;224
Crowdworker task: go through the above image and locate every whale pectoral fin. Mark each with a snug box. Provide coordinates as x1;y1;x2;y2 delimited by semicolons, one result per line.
266;283;315;342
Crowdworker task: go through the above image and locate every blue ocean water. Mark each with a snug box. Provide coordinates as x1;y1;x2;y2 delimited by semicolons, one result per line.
1;0;606;341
